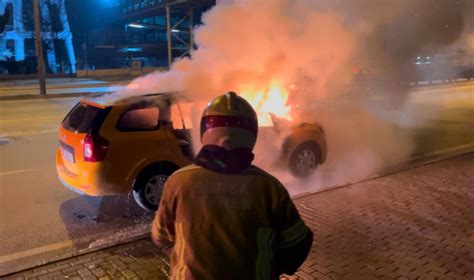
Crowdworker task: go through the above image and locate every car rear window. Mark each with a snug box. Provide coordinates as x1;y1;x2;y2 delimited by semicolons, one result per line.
62;102;111;133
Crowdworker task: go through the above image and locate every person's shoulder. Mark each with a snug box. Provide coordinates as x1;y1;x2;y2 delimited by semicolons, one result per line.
246;165;287;191
171;164;202;177
246;165;277;179
173;163;202;175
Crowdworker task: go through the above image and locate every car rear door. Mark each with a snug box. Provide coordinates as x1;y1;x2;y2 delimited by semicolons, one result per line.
103;100;181;183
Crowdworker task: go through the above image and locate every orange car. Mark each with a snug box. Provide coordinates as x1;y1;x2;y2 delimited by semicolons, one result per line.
56;93;326;211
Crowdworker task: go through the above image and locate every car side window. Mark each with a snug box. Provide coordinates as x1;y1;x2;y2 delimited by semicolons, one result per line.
117;106;160;131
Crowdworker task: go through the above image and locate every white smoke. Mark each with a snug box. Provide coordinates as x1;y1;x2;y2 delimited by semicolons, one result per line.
108;0;470;193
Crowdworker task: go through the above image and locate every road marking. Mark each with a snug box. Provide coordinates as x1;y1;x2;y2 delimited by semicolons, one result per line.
0;169;34;176
0;115;63;123
0;129;58;137
0;240;74;265
0;105;70;112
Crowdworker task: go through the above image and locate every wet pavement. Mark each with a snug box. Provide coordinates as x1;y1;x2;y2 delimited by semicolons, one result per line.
5;153;473;279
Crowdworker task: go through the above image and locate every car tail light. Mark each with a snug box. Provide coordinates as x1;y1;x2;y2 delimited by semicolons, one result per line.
84;134;109;162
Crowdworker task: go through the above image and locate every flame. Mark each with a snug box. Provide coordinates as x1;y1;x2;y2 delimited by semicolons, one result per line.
240;80;292;126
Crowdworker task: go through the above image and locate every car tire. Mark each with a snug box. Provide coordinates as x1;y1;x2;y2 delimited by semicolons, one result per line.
133;165;175;211
289;141;321;178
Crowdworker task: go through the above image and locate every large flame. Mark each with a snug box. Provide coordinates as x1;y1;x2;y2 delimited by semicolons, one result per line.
240;80;292;126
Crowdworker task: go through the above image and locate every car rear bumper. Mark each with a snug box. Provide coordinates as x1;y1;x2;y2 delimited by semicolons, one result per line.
58;176;86;195
56;149;128;196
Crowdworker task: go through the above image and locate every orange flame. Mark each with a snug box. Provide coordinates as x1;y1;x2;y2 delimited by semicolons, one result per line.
240;80;292;126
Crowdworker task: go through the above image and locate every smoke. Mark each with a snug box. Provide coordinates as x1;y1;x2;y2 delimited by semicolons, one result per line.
113;0;355;100
110;0;471;193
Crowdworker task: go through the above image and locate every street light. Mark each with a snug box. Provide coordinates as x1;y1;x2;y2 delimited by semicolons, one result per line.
127;23;147;29
126;22;181;32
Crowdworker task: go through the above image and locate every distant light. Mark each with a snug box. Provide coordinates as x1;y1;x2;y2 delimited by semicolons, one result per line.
426;56;431;60
425;61;431;64
417;56;421;60
128;23;146;29
415;62;422;65
119;47;143;53
100;0;120;7
171;29;180;33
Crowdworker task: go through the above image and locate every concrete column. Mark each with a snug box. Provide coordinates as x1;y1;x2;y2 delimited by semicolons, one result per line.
0;3;7;13
57;0;76;73
39;0;58;73
64;37;75;73
14;38;24;61
13;0;25;61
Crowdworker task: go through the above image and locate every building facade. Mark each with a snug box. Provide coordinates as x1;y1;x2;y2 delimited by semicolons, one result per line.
74;0;214;70
0;0;76;74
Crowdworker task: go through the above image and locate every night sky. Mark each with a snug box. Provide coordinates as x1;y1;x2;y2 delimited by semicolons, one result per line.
65;0;119;33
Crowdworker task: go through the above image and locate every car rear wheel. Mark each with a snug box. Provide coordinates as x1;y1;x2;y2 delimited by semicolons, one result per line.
133;165;175;211
289;142;320;178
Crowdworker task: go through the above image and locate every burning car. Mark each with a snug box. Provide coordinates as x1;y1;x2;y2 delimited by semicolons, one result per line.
56;92;326;211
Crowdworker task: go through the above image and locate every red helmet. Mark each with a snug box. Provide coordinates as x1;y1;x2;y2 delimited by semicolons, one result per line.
200;92;258;150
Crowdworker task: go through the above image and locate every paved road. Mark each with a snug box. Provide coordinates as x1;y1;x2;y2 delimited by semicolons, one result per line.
0;82;473;275
6;152;473;279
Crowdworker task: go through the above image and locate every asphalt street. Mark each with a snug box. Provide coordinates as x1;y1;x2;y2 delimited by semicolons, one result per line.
0;81;473;275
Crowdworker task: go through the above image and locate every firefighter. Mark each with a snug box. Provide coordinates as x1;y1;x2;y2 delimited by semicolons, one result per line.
152;91;313;279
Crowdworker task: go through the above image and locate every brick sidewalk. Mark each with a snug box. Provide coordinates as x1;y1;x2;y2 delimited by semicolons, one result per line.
6;153;474;279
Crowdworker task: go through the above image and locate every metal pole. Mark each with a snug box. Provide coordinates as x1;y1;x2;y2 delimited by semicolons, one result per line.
189;8;193;55
33;0;46;96
165;5;172;68
83;35;88;70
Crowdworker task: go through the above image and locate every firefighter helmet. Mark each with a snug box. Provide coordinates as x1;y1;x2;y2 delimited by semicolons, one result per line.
200;91;258;150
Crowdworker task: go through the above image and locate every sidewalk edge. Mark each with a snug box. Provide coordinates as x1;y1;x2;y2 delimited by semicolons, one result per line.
293;143;474;200
0;225;151;277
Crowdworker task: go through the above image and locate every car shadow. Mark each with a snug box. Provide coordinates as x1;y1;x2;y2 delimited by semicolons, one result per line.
59;193;154;248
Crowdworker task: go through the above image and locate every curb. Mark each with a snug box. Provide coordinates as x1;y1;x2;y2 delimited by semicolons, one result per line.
0;224;151;277
292;143;474;199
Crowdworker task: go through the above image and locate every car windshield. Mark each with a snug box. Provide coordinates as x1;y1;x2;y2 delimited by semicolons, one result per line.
62;102;110;133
